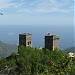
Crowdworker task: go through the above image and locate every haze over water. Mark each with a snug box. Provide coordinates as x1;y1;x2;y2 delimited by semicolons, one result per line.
0;25;74;49
0;0;74;49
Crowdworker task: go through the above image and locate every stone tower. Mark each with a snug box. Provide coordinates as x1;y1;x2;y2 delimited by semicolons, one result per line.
45;33;59;51
19;33;32;47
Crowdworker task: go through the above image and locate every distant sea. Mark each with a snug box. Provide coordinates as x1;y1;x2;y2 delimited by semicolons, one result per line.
0;25;74;49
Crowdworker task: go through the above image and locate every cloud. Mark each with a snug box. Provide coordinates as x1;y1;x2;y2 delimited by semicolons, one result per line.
0;0;23;9
0;0;12;9
8;33;16;36
18;7;73;14
17;0;74;14
0;0;74;14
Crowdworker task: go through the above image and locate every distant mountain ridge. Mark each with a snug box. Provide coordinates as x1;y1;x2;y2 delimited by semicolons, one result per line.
0;41;75;57
63;47;75;54
0;41;18;58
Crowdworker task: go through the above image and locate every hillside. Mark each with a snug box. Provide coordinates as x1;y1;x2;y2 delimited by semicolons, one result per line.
62;46;75;53
0;40;74;57
0;46;75;75
0;41;18;57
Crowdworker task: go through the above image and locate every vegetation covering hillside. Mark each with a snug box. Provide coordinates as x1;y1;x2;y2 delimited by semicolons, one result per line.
0;46;75;75
0;41;18;57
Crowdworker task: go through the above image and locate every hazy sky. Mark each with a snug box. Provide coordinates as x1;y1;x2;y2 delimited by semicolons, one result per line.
0;0;74;26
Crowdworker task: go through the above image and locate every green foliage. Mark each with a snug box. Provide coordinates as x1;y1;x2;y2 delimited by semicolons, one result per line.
0;46;75;75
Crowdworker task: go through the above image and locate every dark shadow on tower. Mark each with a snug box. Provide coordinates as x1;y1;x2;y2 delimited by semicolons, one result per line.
19;33;32;47
45;33;59;51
